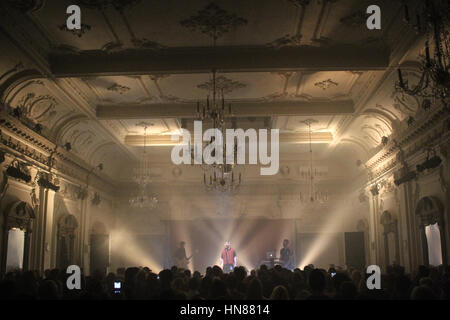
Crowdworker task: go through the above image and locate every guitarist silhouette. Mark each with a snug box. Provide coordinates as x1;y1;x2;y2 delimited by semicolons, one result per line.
173;241;193;269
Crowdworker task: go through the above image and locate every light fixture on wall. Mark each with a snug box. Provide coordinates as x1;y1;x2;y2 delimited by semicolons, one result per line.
396;0;450;104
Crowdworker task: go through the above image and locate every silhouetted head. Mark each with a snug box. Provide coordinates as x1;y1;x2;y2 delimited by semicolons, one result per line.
309;269;326;294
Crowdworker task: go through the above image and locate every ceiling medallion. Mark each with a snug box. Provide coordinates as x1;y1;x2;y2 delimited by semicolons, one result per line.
314;79;338;90
180;2;248;42
58;23;92;38
267;34;303;49
107;83;130;94
197;75;246;95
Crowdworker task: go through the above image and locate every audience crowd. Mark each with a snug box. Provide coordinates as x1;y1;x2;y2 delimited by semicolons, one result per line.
0;263;449;300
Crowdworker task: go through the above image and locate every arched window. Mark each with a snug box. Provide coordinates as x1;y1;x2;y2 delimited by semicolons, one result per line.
415;196;447;266
1;201;35;273
56;214;78;269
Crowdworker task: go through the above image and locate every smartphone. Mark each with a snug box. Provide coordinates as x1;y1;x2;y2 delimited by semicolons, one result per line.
114;281;121;294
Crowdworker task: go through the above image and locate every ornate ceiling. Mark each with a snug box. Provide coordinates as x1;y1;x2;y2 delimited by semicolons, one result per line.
0;0;426;183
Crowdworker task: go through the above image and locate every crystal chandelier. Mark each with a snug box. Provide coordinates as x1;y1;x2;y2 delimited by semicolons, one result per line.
196;69;232;129
129;189;158;209
396;0;450;105
299;119;329;204
195;41;241;192
180;2;247;192
129;122;158;208
203;158;242;192
132;122;152;187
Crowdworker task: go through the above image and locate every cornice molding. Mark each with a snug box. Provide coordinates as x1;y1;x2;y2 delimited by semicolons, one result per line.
365;105;450;181
0;111;116;194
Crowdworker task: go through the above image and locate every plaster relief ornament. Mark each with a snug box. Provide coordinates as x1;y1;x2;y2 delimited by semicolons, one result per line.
197;76;246;94
107;83;131;95
59;23;91;37
180;2;248;41
314;79;338;90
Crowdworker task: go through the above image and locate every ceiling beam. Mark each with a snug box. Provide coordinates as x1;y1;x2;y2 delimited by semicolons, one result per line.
96;100;354;119
50;45;389;77
125;132;334;146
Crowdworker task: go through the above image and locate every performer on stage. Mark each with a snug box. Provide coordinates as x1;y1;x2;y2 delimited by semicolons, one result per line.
279;239;293;269
220;241;237;273
173;241;192;269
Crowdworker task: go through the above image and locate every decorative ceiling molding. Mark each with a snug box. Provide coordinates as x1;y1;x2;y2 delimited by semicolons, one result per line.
286;0;310;8
107;83;130;95
6;0;45;13
0;62;24;84
340;10;367;27
266;34;303;49
58;23;92;38
314;79;338;90
365;104;449;178
0;111;116;192
197;75;246;94
76;0;109;10
110;0;141;11
180;2;248;41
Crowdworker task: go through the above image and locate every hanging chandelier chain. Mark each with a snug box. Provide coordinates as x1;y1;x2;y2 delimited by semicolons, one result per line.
396;0;450;104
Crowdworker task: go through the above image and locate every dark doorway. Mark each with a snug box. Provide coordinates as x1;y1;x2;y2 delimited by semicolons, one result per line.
344;232;366;269
90;234;109;275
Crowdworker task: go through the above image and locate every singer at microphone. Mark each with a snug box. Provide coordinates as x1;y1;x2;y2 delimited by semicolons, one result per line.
220;240;237;273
